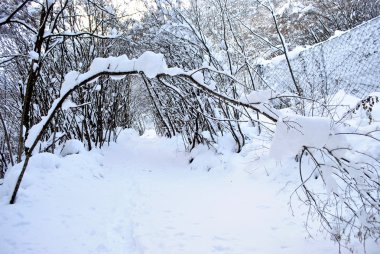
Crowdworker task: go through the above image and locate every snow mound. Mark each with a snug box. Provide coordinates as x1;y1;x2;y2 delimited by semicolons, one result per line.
28;152;61;170
60;139;85;157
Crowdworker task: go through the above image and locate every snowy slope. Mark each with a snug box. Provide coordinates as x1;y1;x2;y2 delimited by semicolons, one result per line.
0;129;379;254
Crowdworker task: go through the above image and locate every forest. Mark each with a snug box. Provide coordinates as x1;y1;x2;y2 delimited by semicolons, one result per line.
0;0;380;253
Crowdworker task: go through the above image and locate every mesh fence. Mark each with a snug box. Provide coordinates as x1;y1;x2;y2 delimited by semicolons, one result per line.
256;16;380;100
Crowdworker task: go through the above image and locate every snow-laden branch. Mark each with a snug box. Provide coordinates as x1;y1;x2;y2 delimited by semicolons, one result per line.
43;31;121;40
25;51;280;150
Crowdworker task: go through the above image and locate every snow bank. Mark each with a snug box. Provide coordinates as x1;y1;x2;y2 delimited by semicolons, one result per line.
28;152;61;170
0;152;61;202
60;139;85;157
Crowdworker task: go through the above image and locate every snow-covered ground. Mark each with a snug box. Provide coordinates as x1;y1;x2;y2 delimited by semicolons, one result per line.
1;128;378;254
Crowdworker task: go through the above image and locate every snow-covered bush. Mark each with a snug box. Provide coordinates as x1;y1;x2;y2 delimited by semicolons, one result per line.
276;92;380;248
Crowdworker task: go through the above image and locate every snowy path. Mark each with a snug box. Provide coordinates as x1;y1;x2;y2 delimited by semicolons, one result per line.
100;132;334;254
0;130;376;253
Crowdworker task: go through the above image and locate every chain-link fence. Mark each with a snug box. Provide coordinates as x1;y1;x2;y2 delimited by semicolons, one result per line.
256;16;380;100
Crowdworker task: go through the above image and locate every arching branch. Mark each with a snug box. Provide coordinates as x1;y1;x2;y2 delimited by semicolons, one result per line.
9;50;284;203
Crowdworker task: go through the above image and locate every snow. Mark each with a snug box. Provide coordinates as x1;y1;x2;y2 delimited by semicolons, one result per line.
43;30;52;38
61;99;77;111
324;133;349;159
28;51;39;61
275;0;291;16
32;63;38;71
264;45;310;65
134;51;168;79
60;139;85;157
110;74;126;80
25;116;46;149
191;71;204;84
1;129;379;254
45;0;56;7
241;89;273;104
60;71;80;95
270;115;331;160
105;6;115;15
109;28;119;38
330;30;346;39
320;165;339;194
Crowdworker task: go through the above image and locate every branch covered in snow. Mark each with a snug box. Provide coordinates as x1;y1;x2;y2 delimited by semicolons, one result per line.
26;51;280;150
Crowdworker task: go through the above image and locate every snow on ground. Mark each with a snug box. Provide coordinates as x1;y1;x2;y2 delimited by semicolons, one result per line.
0;129;378;254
